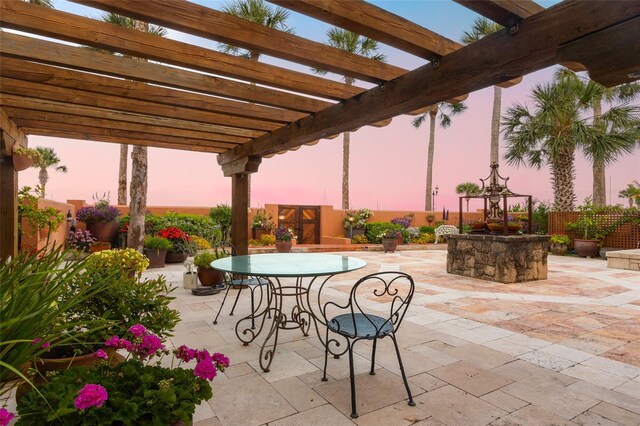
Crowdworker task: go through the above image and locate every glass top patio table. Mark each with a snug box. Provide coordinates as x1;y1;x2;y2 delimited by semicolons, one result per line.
210;253;367;277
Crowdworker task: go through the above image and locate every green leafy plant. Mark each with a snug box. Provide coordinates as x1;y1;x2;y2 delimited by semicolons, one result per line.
549;234;570;245
419;225;435;234
365;222;404;244
350;234;368;244
252;209;274;230
193;251;227;269
343;208;374;229
143;236;173;251
209;205;232;242
17;186;65;235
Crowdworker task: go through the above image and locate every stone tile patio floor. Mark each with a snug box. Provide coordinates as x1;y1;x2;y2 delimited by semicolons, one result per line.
8;250;640;425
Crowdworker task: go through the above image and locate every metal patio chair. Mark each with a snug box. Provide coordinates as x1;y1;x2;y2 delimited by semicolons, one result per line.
320;271;416;418
212;242;270;329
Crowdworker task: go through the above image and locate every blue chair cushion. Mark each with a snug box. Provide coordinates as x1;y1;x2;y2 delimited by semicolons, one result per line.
328;313;393;338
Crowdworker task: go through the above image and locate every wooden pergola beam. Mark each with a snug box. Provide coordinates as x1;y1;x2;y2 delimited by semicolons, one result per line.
0;81;271;137
218;1;640;165
74;0;408;84
270;0;460;60
0;58;303;124
0;95;253;143
19;121;234;151
0;1;365;102
23;129;223;154
6;108;249;146
0;32;331;113
454;0;544;26
0;107;27;156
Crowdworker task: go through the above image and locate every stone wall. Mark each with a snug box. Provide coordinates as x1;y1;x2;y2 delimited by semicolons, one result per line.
447;234;549;283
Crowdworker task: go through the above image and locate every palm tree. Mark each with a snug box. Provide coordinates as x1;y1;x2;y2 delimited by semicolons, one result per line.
618;181;640;207
556;69;640;206
31;147;67;199
97;13;167;206
502;76;639;211
412;103;467;211
461;18;503;167
314;28;386;209
455;182;481;212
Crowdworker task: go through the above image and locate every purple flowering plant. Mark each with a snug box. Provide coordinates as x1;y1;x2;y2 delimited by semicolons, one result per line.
66;229;97;252
274;227;295;242
17;324;229;425
390;217;412;228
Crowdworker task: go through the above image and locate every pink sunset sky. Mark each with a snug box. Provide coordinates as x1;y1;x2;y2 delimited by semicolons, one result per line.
15;0;640;211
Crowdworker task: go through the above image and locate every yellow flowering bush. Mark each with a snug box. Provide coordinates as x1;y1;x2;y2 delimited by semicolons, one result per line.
191;235;211;250
89;248;149;273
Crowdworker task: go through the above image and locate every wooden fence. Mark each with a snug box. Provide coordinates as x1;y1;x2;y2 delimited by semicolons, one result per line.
548;211;640;249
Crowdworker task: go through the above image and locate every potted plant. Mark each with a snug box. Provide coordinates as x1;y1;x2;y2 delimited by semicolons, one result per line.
183;259;198;289
158;227;195;263
76;194;121;243
566;198;603;258
549;233;570;255
17;186;65;239
16;325;229;425
426;214;435;226
381;229;401;253
274;227;295;253
252;209;274;239
194;251;227;287
65;230;97;260
343;208;373;238
12;146;42;172
143;236;173;268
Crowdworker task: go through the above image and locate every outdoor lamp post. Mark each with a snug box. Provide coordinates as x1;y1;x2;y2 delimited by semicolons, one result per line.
278;214;285;228
348;216;355;239
432;185;439;211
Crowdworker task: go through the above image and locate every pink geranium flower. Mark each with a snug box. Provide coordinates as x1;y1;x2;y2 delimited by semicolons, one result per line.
194;357;217;381
135;333;163;357
74;384;108;410
128;324;147;338
0;408;14;426
94;349;108;360
175;345;196;362
211;352;230;369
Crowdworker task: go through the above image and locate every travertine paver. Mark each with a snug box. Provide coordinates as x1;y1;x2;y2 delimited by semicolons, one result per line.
6;251;630;425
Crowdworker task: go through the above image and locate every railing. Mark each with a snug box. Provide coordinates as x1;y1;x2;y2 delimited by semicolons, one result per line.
548;211;640;249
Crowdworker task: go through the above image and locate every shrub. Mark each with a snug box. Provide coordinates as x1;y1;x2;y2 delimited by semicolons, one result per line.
119;213;219;242
194;251;226;269
419;225;435;234
209;205;232;242
87;248;149;274
413;233;435;244
191;235;211;250
143;236;173;251
365;222;404;244
260;234;276;245
351;234;368;244
550;234;570;245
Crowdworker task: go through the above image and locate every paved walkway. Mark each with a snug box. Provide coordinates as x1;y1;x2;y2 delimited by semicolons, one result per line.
153;250;640;426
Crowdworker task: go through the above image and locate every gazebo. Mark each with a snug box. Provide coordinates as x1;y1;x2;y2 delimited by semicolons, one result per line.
1;0;638;260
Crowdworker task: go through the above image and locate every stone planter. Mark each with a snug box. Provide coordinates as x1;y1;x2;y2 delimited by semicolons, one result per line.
197;267;224;287
275;240;292;253
144;248;167;268
344;228;365;238
574;239;600;258
87;220;119;243
382;238;398;253
183;271;198;289
252;227;268;239
166;251;188;263
549;243;568;256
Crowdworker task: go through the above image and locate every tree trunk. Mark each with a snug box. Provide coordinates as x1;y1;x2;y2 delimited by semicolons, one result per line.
550;146;577;211
425;109;437;211
127;19;149;252
342;131;350;210
592;101;606;207
118;144;128;205
465;197;470;212
38;168;48;198
128;146;147;251
490;85;502;166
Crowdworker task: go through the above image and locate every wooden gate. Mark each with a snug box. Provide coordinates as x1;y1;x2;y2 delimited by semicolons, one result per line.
277;205;320;244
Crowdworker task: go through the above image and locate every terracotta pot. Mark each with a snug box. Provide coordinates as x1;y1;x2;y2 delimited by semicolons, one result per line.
574;239;600;258
87;220;119;243
197;267;224;287
396;234;404;244
275;240;292;253
144;248;167;268
471;222;486;231
382;238;398;253
89;242;111;252
252;227;268;239
12;153;33;172
165;251;188;263
549;243;568;256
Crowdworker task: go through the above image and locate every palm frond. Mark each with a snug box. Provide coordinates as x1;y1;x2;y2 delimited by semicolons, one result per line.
412;113;427;129
460;17;502;45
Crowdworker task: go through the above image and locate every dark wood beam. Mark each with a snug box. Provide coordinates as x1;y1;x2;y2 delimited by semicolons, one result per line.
0;81;272;137
218;1;640;165
231;173;251;255
1;93;256;142
0;58;303;124
0;145;18;260
270;0;459;60
0;107;27;156
6;108;249;145
0;1;365;102
0;32;331;113
23;129;224;154
454;0;544;26
73;0;407;84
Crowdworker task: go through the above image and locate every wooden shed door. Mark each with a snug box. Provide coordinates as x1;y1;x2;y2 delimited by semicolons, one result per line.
278;205;320;244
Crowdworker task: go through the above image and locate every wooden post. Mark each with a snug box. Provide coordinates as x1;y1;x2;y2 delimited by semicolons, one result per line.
222;156;262;256
0;147;18;260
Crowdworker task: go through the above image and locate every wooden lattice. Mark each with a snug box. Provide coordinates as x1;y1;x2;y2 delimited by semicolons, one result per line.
548;211;640;249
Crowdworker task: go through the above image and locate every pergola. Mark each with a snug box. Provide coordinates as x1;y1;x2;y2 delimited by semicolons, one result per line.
0;0;638;260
